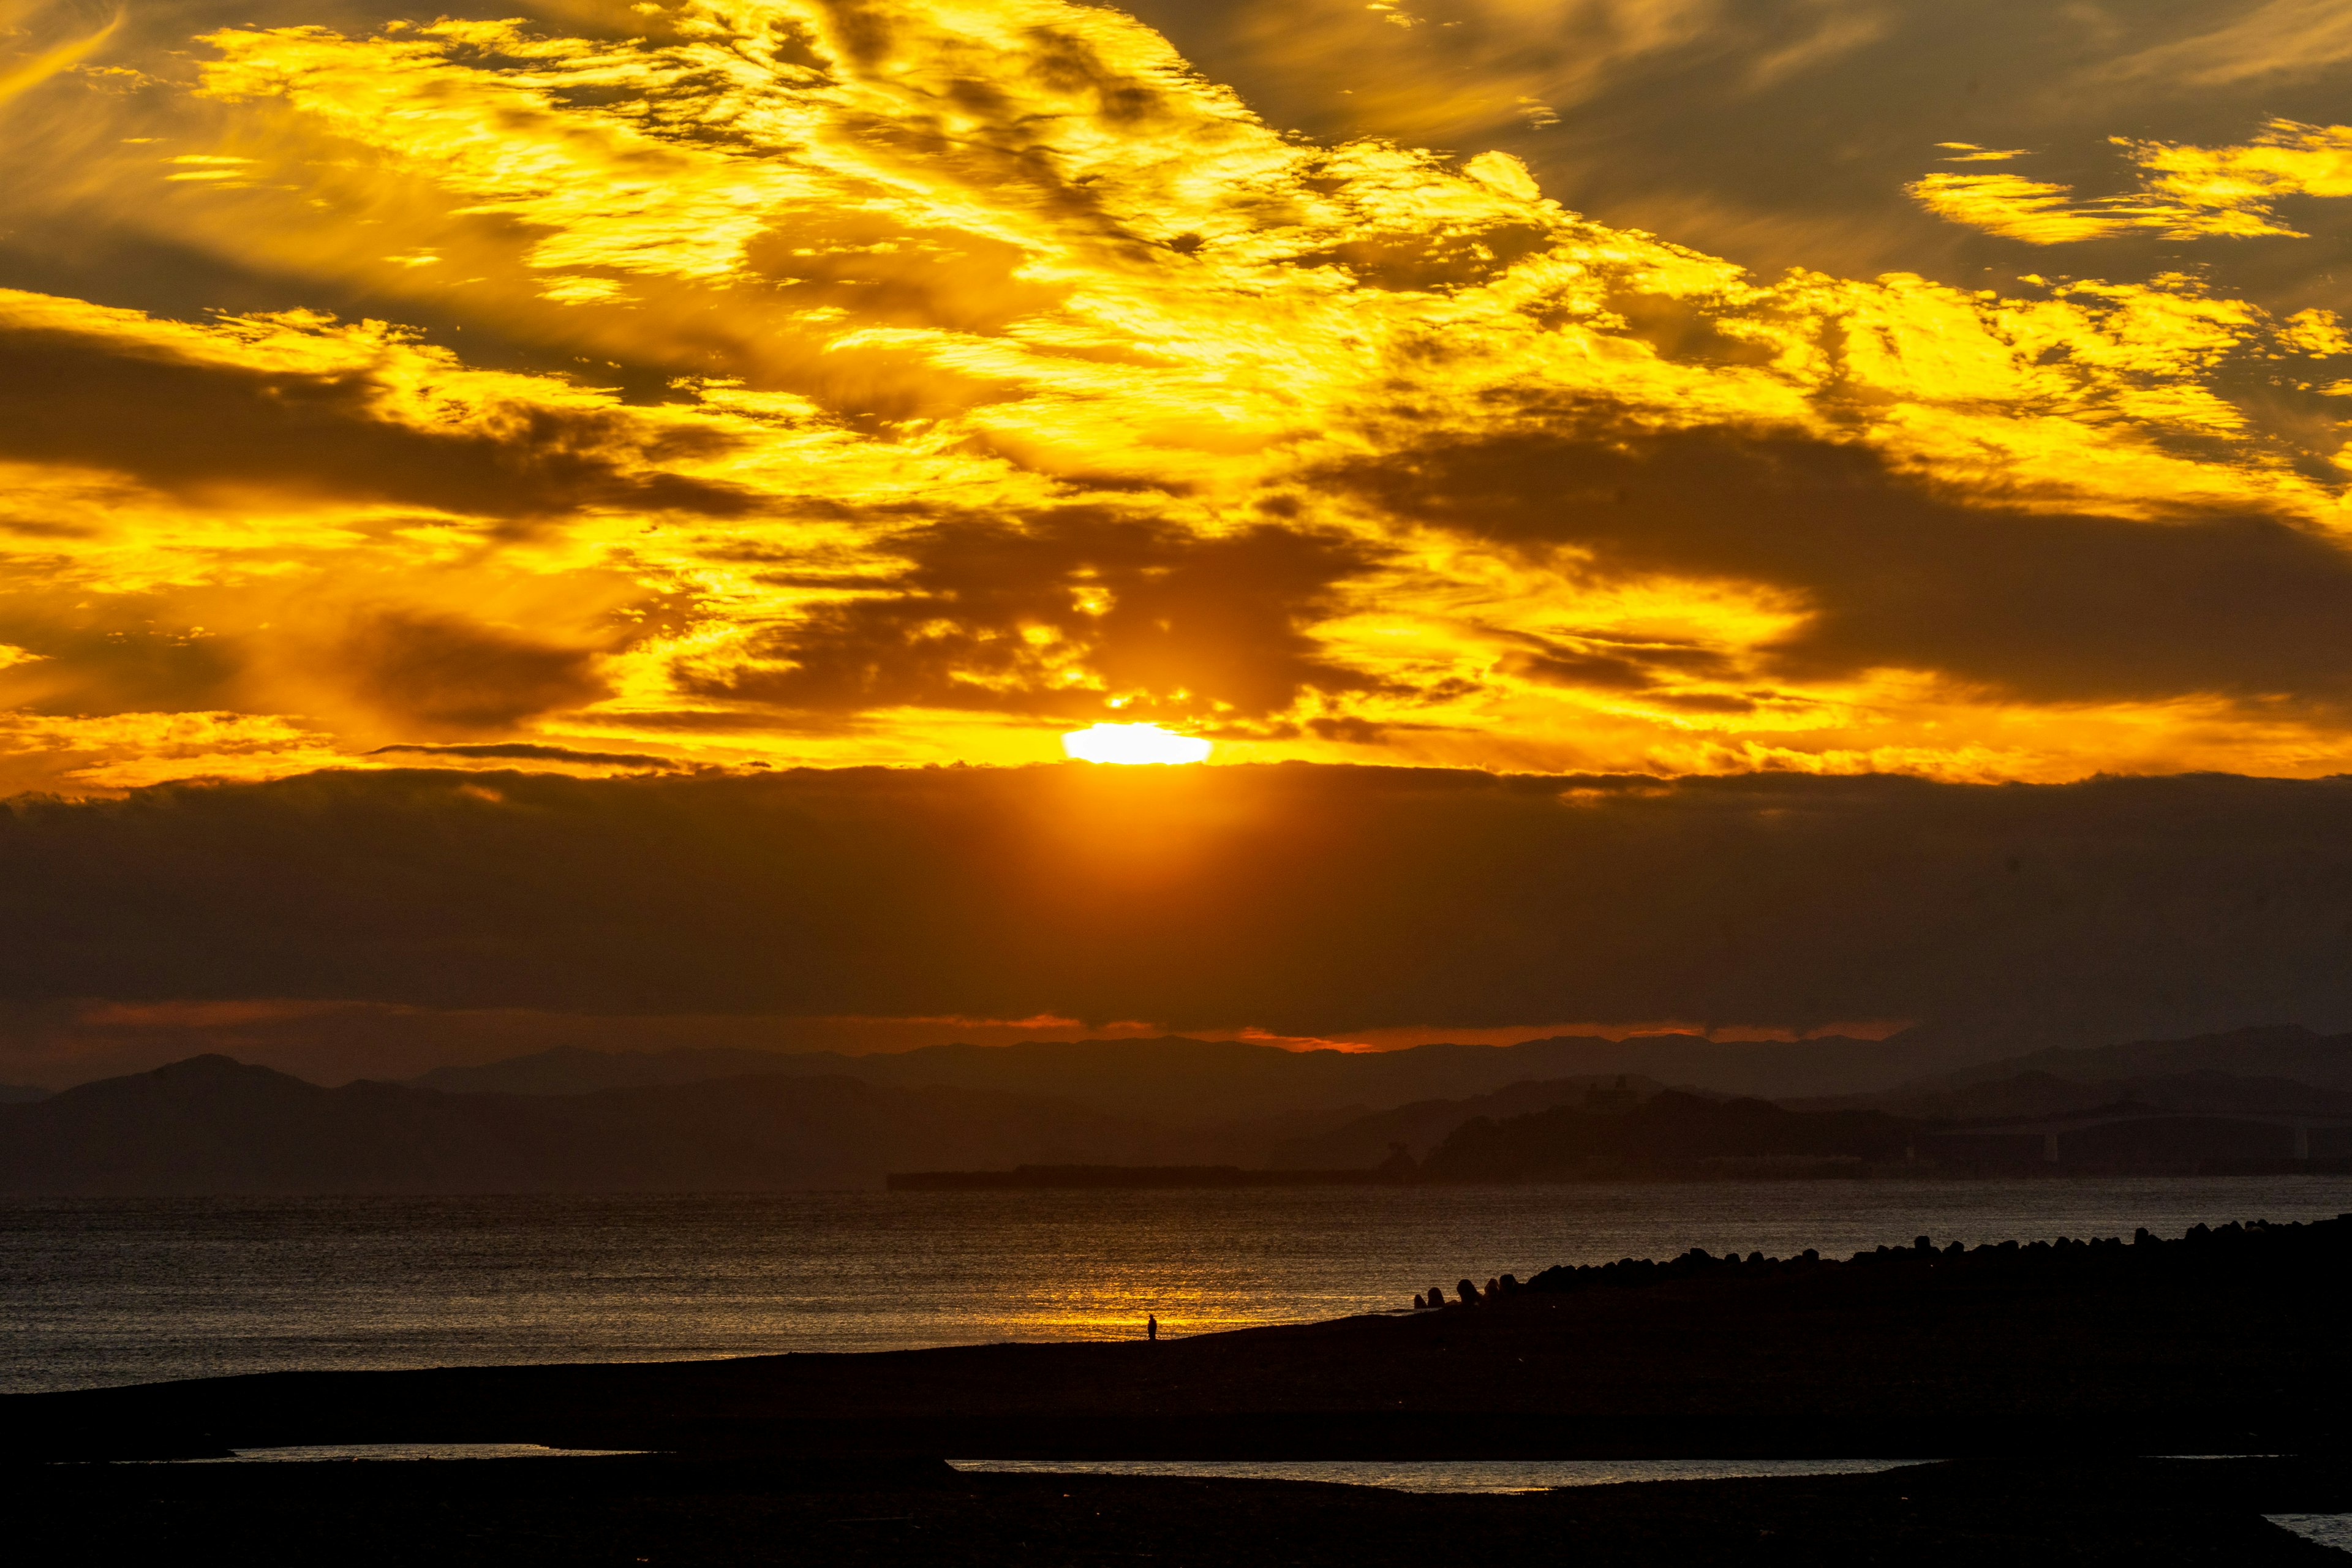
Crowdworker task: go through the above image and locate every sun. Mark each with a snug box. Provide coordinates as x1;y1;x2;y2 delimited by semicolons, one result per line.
1061;723;1213;765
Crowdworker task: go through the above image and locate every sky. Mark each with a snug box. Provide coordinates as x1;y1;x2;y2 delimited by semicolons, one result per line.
5;0;2352;1080
7;0;2352;790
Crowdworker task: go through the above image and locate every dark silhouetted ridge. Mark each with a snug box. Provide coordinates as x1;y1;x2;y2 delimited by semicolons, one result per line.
1902;1025;2352;1095
0;1055;1205;1194
404;1032;1928;1122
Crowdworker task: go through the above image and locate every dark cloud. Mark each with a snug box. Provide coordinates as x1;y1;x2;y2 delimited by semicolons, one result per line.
1321;418;2352;709
1;763;2350;1056
0;325;755;520
0;594;617;736
1503;631;1738;696
693;512;1387;721
339;611;609;733
1296;221;1554;292
0;597;241;715
0;228;698;409
365;742;673;769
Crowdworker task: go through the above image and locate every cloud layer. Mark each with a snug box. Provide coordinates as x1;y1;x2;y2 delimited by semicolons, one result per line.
4;763;2352;1082
0;0;2347;787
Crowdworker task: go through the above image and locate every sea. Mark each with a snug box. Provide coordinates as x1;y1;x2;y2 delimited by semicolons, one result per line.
6;1175;2351;1397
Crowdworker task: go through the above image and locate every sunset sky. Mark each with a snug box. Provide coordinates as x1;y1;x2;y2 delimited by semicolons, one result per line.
7;0;2352;791
6;0;2352;1082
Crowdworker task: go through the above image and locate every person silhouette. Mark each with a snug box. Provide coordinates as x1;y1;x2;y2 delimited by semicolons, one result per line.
1147;1314;1158;1342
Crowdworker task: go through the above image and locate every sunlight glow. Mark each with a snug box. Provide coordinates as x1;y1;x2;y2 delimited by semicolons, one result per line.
1061;724;1213;766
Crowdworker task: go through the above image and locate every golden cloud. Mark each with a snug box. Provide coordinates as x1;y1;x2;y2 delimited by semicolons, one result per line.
1;0;2351;792
0;0;117;108
1912;119;2352;243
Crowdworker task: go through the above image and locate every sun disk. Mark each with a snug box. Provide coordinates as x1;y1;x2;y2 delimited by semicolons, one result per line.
1061;723;1213;765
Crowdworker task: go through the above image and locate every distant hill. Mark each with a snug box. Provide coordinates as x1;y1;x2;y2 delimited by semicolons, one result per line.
1265;1076;1671;1167
0;1084;47;1104
11;1052;2346;1193
1910;1025;2352;1095
411;1046;816;1097
0;1055;1215;1195
409;1031;1939;1123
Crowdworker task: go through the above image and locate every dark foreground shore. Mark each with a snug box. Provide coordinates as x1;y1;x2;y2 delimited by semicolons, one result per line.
18;1455;2351;1565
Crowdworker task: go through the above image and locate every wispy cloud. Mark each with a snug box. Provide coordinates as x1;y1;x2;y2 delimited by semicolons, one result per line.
0;0;118;108
2097;0;2352;88
1912;119;2352;243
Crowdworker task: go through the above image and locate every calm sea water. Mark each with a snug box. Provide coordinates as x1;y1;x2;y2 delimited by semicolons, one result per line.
6;1177;2350;1396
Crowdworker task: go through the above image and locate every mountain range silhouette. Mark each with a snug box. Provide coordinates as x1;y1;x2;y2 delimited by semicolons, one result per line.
4;1025;2350;1193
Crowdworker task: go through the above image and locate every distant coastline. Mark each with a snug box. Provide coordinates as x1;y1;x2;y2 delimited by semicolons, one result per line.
889;1155;2352;1189
888;1164;1406;1190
